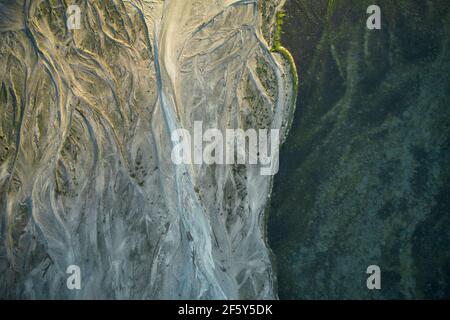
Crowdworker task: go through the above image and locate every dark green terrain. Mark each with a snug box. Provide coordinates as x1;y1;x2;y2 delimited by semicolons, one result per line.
269;0;450;299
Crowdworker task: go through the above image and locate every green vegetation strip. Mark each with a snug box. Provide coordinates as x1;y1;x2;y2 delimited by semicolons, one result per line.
271;10;299;94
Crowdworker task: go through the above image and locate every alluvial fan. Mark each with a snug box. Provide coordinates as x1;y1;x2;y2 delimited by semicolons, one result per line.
0;0;296;299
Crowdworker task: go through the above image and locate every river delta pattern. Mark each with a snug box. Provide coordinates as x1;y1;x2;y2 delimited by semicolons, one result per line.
1;0;449;300
0;0;296;299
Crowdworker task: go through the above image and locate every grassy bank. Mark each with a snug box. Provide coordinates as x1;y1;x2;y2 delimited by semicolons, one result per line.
271;10;299;94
